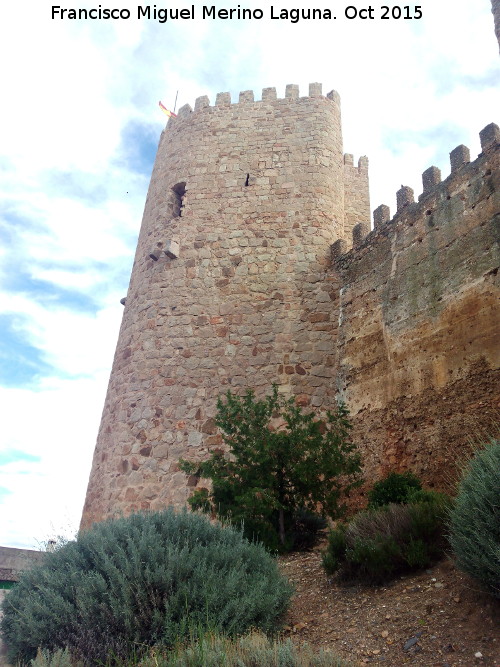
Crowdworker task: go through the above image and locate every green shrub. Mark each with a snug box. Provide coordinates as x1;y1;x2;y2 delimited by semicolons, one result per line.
289;509;328;550
181;385;362;552
1;509;293;665
405;488;447;504
29;632;355;667
323;495;450;583
346;534;401;582
322;525;347;575
160;631;353;666
30;648;77;667
367;471;422;508
449;438;500;598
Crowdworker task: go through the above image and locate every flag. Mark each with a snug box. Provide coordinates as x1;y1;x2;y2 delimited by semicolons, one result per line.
159;101;177;118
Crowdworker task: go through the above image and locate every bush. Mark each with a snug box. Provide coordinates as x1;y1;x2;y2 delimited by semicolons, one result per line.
30;649;77;667
449;438;500;598
367;471;422;508
289;509;328;550
1;509;293;665
29;632;355;667
181;385;362;552
323;495;450;583
158;631;354;666
322;524;347;575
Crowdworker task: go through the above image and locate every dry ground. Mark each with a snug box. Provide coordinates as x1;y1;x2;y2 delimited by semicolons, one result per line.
280;541;499;666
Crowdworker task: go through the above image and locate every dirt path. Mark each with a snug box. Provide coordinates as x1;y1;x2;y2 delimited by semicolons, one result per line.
280;542;500;666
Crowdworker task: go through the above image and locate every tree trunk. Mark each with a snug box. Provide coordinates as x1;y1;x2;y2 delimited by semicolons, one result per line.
278;508;286;546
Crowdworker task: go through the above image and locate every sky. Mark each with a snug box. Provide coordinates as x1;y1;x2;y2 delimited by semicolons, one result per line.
0;0;498;549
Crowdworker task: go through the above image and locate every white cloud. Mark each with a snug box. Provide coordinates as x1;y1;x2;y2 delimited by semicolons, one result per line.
0;0;498;547
0;378;108;548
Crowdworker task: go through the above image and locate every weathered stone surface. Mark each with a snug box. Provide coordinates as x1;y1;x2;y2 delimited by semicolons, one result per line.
492;0;500;52
334;141;500;496
80;82;499;530
81;85;371;528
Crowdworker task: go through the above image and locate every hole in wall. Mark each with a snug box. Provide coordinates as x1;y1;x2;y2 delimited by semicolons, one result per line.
245;173;250;186
171;182;186;217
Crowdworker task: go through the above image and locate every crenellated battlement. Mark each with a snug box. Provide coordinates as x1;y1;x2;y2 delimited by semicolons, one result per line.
332;123;500;262
169;82;341;120
344;154;369;172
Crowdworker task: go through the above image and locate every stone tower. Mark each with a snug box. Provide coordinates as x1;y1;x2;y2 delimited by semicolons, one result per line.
492;0;500;51
80;83;370;528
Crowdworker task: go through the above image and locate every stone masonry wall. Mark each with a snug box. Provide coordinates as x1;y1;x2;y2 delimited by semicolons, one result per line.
0;546;45;584
81;84;366;529
492;0;500;52
332;125;500;496
343;154;370;247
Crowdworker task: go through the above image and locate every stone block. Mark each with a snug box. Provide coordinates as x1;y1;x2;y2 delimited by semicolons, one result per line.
479;122;500;151
396;186;414;211
194;95;210;111
449;144;470;172
239;90;254;103
285;84;299;99
215;92;231;105
422;166;441;192
330;238;347;260
165;240;180;259
262;87;277;101
353;222;370;248
309;82;322;96
373;204;390;228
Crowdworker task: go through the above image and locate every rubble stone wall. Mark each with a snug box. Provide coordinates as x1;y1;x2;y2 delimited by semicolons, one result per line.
81;84;371;528
332;127;500;495
343;154;370;247
492;0;500;52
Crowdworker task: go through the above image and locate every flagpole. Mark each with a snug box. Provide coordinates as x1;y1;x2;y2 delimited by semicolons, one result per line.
173;90;179;114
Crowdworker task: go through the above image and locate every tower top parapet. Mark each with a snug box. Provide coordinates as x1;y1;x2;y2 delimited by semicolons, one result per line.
169;83;341;119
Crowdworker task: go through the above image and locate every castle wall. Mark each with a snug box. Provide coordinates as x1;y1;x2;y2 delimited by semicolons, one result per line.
343;154;370;246
81;84;358;528
332;126;500;493
492;0;500;52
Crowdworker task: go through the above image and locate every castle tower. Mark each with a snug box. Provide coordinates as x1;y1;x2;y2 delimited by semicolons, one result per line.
492;0;500;51
81;84;370;529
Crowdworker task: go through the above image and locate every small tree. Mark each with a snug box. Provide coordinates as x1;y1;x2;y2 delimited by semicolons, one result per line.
180;385;362;550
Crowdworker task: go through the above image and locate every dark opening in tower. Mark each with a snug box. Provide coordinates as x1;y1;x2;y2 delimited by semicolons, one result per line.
172;182;186;217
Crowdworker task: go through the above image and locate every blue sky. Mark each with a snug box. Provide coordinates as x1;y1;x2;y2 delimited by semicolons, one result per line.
0;0;498;548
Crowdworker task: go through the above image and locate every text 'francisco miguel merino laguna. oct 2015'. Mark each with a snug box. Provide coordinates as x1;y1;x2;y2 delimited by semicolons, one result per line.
51;5;424;23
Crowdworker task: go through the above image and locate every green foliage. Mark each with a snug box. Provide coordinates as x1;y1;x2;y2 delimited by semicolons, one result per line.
448;438;500;598
346;534;400;582
406;488;449;505
29;632;354;667
180;385;362;551
322;525;347;575
30;648;77;667
289;509;328;551
323;494;450;584
367;471;422;508
158;631;354;667
1;509;292;666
